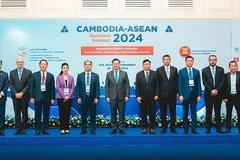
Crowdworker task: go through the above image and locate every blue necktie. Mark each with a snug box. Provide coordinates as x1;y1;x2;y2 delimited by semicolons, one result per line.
189;69;193;80
115;71;118;83
86;73;90;95
18;70;22;80
87;72;90;86
212;68;215;86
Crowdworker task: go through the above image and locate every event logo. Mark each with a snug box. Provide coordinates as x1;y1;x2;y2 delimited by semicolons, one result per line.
165;25;173;32
234;57;239;62
234;47;239;53
61;25;69;33
18;47;29;57
179;46;191;57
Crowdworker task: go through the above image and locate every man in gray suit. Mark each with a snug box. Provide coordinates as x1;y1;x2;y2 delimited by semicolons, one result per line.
0;60;10;136
10;56;32;135
105;58;130;134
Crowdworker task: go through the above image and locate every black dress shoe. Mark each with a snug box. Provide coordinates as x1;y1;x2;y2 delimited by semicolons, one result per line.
91;129;96;135
142;128;147;134
216;128;225;134
205;128;210;134
42;130;50;135
120;129;126;135
160;128;166;134
170;129;178;134
81;130;87;135
225;129;231;133
0;130;5;136
191;129;198;134
13;129;21;135
110;129;117;134
21;129;26;135
35;130;40;136
149;129;156;134
183;129;188;134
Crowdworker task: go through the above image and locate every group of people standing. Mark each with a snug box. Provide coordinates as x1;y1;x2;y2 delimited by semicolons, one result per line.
0;54;239;136
136;55;240;135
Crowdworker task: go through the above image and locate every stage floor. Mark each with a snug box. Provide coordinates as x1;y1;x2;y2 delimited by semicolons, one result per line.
1;128;240;159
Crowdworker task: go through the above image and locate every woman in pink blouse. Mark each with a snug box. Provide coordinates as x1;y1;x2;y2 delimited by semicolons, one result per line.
56;63;75;134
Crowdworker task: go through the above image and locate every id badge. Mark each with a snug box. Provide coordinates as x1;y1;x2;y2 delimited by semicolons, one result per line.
41;84;46;92
64;88;69;95
86;85;90;93
189;80;194;86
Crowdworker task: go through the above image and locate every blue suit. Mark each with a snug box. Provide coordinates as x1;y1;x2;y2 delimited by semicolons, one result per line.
30;71;55;131
76;71;100;131
178;67;201;130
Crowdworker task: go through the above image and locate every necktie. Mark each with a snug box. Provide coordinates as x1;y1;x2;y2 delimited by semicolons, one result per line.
86;73;90;95
189;69;193;80
166;67;170;79
212;68;215;86
18;70;22;80
146;71;149;83
87;72;90;85
115;71;118;83
42;72;45;84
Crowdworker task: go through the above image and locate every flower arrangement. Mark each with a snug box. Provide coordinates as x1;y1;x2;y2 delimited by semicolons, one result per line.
4;114;237;128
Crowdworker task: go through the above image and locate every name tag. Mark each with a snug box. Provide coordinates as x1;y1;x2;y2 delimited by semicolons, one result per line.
189;80;194;87
86;85;90;93
41;84;46;92
64;88;69;95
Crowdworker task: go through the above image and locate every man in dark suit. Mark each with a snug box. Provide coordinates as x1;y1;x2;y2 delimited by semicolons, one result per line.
0;60;9;136
202;55;225;134
156;55;178;134
178;56;201;134
136;59;159;134
30;59;55;136
105;58;130;134
10;56;32;135
223;61;240;134
76;60;100;135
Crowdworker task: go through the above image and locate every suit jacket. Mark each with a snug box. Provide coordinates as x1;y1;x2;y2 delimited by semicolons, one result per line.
223;71;240;100
202;66;224;97
76;71;100;104
135;70;159;101
56;75;75;99
0;70;9;101
105;70;130;100
10;68;32;99
156;65;178;98
30;71;55;102
178;67;202;100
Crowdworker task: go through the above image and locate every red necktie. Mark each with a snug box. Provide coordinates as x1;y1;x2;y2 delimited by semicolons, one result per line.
42;72;45;84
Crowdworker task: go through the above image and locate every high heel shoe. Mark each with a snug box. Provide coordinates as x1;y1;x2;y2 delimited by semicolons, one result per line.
61;130;65;134
65;130;70;134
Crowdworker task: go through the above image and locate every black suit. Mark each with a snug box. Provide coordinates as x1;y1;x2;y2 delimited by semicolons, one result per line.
202;66;224;130
30;71;55;131
0;70;9;132
156;65;178;129
10;68;32;130
223;71;240;130
136;70;159;129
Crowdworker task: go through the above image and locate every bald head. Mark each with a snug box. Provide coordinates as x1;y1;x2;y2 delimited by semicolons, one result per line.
16;56;24;69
